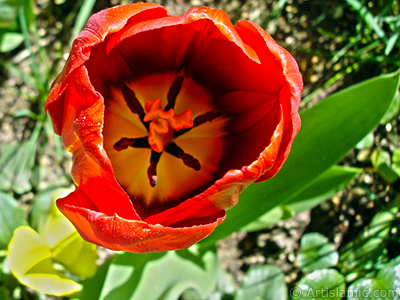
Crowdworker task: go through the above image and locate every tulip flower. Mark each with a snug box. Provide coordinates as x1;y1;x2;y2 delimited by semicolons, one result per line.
45;3;302;253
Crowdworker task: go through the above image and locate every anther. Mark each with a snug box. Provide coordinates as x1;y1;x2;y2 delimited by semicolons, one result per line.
175;111;220;137
165;76;184;111
121;84;150;130
147;151;161;187
121;84;145;115
113;137;150;151
167;142;201;171
193;111;221;127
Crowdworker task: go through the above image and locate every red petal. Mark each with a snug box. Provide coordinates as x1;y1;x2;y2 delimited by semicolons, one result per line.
103;6;270;95
57;190;225;253
49;67;137;220
45;3;167;134
72;97;138;219
235;20;302;181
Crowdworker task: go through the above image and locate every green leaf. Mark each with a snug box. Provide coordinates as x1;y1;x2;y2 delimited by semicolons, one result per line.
7;226;81;296
0;0;18;29
0;124;41;194
371;149;399;183
30;191;54;233
214;265;236;296
297;233;339;273
0;0;34;30
380;90;399;124
30;188;73;234
0;32;24;52
376;163;399;184
371;149;391;167
235;265;288;300
0;285;11;300
385;31;399;56
203;70;400;245
287;165;360;213
0;192;27;248
392;148;400;177
243;205;294;232
347;255;400;300
41;201;97;279
80;248;218;300
294;269;345;300
355;132;374;150
244;166;360;231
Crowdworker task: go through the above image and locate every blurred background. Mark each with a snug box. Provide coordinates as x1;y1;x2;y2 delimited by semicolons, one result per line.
0;0;400;299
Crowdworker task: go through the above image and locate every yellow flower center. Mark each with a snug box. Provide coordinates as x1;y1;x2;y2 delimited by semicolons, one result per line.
103;74;226;218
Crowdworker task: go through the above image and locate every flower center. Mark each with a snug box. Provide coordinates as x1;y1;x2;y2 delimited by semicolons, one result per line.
102;73;227;218
112;76;219;188
143;98;193;153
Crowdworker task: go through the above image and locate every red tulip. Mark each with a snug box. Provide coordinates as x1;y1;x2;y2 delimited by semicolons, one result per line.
45;3;302;253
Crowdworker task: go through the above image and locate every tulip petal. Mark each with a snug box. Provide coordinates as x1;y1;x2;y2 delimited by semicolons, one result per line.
60;80;138;220
57;190;225;253
104;7;286;99
235;20;302;180
45;3;167;134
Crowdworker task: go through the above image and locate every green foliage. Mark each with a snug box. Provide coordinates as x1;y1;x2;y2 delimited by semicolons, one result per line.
381;91;400;124
209;266;236;299
392;148;400;177
297;233;339;273
0;193;27;249
0;125;40;194
235;265;288;300
371;149;399;183
346;0;400;57
294;269;346;300
0;0;34;52
339;206;398;280
347;255;400;300
244;166;360;231
79;248;218;300
355;132;374;150
7;226;82;296
300;0;400;104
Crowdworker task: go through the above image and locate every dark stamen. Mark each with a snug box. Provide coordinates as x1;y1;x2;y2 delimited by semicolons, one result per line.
165;76;184;111
121;84;150;130
113;137;150;151
193;111;221;127
166;142;201;171
147;151;162;187
175;111;221;137
121;84;145;115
